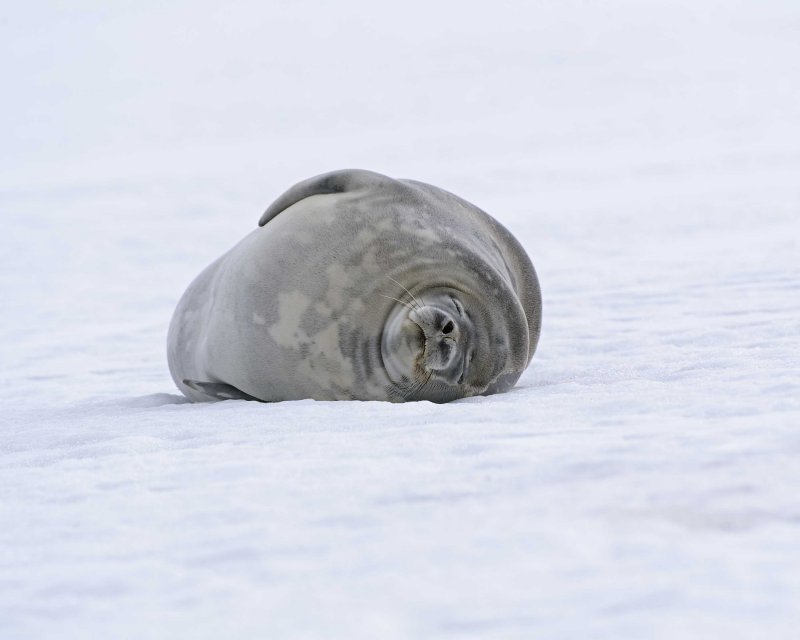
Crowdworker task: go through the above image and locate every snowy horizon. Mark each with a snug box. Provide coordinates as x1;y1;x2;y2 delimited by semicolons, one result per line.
2;1;799;638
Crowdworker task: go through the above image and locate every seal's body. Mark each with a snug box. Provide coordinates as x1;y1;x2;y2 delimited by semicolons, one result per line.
167;169;541;403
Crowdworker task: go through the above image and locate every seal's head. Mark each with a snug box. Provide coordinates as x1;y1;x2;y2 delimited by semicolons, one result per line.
381;283;530;403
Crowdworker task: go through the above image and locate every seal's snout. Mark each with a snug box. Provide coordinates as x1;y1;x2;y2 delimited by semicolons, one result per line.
409;305;459;371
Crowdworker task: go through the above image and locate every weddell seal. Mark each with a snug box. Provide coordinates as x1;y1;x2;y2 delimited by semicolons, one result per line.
167;169;541;403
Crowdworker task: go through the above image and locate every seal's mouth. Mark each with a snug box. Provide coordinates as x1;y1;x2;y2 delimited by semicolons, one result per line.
457;348;475;386
408;316;428;361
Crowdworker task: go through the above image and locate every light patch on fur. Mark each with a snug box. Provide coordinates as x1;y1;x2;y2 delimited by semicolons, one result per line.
354;227;376;246
252;312;266;325
267;290;356;393
294;321;356;393
313;300;333;316
360;244;381;274
297;354;355;397
268;291;311;347
315;321;343;353
325;263;354;309
415;226;441;243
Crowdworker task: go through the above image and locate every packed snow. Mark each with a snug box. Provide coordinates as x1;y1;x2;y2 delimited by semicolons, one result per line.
2;1;799;638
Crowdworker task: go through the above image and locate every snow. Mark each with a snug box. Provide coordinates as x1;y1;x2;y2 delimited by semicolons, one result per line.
2;1;799;637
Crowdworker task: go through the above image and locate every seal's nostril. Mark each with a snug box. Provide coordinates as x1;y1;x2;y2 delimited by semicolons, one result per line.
442;320;454;334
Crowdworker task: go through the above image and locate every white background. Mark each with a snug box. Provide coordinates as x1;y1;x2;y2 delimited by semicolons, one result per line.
2;1;799;638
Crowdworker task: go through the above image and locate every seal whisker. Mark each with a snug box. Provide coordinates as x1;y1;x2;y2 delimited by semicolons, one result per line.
379;293;416;311
387;275;423;310
391;367;432;401
418;369;434;397
399;369;433;401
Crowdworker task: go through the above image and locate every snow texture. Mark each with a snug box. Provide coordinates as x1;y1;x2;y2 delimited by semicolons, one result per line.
2;1;799;638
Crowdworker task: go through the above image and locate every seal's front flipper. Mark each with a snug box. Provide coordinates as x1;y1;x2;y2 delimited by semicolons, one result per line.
182;379;260;402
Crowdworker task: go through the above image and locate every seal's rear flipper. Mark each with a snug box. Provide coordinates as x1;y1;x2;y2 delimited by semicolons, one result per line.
259;169;391;226
182;379;260;402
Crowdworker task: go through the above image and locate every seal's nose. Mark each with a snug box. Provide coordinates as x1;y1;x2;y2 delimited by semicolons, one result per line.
409;306;459;371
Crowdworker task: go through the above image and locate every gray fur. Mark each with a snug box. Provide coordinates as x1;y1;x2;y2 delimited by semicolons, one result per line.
167;169;541;403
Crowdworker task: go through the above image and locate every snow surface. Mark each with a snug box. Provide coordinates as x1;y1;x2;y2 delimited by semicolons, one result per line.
2;1;799;638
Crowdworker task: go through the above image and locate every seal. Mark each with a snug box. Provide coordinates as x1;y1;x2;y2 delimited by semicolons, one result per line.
167;169;541;403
